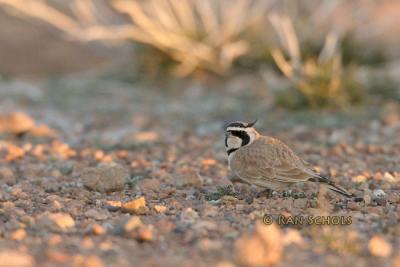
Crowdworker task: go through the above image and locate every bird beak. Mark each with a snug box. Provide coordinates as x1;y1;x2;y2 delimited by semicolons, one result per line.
247;119;258;127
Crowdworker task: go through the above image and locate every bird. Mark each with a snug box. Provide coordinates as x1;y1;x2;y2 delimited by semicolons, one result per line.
224;120;352;197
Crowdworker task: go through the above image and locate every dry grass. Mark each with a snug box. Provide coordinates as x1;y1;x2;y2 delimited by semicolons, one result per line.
268;13;364;109
0;0;273;76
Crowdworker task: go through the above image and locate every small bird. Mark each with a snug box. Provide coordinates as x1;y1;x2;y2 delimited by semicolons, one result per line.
225;120;352;197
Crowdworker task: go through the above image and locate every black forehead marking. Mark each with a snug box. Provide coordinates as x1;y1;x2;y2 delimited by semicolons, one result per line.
226;122;247;129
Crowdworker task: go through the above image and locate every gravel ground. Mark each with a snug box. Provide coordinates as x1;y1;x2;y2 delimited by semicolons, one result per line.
0;77;399;267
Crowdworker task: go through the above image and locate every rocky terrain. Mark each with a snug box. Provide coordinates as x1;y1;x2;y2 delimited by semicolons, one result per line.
0;78;399;267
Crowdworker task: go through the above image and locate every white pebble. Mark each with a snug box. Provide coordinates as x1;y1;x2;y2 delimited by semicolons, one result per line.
373;189;386;198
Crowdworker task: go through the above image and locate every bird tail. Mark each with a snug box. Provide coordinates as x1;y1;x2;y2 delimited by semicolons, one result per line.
309;175;353;198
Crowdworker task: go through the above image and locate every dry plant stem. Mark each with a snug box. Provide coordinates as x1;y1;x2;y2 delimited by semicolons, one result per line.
0;0;80;35
0;0;272;76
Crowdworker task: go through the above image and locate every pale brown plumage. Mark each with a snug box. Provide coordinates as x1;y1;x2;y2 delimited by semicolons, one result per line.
230;136;316;190
225;120;352;197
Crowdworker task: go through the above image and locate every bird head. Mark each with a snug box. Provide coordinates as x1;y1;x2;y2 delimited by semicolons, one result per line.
224;120;259;155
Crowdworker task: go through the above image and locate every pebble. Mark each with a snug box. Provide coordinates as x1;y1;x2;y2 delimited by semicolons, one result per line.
81;164;128;193
41;212;75;232
91;224;106;235
368;235;392;257
137;178;161;192
221;195;240;204
202;205;219;218
0;251;34;267
235;222;282;267
176;169;203;187
84;209;110;221
153;205;167;213
363;195;372;205
387;194;400;204
382;172;395;182
373;189;386;199
42;178;60;193
192;220;218;233
179;208;199;226
104;200;122;211
347;202;360;211
119;216;154;242
72;255;104;267
352;175;367;183
375;198;387;206
197;238;222;252
0;112;35;135
122;196;149;215
122;216;143;232
2;201;15;209
0;167;16;186
10;229;27;241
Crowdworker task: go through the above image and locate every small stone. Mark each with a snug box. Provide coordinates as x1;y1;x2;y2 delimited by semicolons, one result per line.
48;234;62;245
41;212;75;232
49;199;63;211
0;112;35;135
122;196;148;215
221;195;239;204
5;144;25;161
72;255;104;267
82;237;95;249
363;195;372;205
373;189;386;199
123;216;143;232
137;178;161;192
104;200;122;211
383;172;395;182
10;229;26;241
135;226;153;242
81;164;128;193
347;202;360;211
84;209;109;221
387;194;400;204
2;201;15;209
91;224;106;235
368;236;392;257
193;220;218;233
153;205;167;213
30;125;57;137
42;178;61;193
197;238;222;251
120;216;153;242
0;167;16;186
176;169;203;187
202;205;219;218
0;251;34;267
235;222;282;267
375;198;387;206
352;175;367;183
179;208;199;226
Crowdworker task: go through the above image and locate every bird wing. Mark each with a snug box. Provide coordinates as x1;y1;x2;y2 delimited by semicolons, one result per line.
231;136;315;183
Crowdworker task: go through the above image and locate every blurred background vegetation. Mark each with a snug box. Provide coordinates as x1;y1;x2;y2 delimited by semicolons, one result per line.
0;0;399;110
